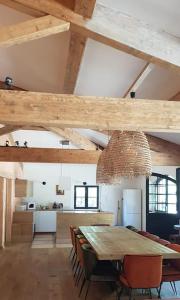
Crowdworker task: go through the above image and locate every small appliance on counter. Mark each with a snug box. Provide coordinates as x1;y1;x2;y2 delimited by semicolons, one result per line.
27;202;36;210
52;202;63;210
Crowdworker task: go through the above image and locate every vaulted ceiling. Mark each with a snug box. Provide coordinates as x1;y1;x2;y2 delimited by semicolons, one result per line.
0;0;180;165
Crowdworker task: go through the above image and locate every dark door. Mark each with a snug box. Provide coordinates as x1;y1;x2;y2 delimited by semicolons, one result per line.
146;172;179;239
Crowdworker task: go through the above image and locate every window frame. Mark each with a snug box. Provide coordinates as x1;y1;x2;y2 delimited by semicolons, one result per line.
74;185;99;209
146;172;177;215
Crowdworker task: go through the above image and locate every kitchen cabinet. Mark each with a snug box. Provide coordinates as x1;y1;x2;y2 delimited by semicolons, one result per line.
15;179;33;197
12;211;34;242
34;211;56;232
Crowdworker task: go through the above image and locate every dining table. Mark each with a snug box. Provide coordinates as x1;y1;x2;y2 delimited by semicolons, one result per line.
79;226;180;261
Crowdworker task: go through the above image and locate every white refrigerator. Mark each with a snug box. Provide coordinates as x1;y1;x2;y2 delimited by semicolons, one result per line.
122;189;142;230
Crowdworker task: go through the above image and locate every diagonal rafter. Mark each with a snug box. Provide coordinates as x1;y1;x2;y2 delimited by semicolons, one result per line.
0;15;70;47
63;0;96;93
45;126;97;150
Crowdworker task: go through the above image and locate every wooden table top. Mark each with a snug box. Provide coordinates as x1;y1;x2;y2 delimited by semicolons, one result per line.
79;226;180;260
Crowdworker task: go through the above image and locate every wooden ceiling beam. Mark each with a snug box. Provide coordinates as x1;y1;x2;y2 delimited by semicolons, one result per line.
63;0;96;93
0;15;70;47
0;147;100;164
45;127;97;150
0;145;178;166
169;92;180;101
146;134;180;154
0;125;23;136
1;90;180;132
151;151;180;166
14;0;180;71
0;0;45;17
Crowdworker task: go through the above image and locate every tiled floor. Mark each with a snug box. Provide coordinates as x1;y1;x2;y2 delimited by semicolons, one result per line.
0;243;180;299
31;233;55;248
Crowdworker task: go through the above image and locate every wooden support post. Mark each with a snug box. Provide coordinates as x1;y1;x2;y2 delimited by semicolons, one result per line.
0;177;6;248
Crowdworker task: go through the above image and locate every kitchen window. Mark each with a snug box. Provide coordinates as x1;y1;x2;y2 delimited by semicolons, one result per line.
147;173;177;214
74;185;99;209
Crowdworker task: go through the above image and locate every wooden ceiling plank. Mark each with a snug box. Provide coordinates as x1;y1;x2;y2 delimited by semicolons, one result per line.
14;0;180;70
45;126;97;150
1;90;180;132
0;15;70;47
0;147;100;164
63;0;96;93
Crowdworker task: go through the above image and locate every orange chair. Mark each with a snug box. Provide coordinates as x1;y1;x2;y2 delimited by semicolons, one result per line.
74;236;90;286
72;228;84;270
118;255;163;300
145;233;160;241
69;225;76;262
157;239;170;246
138;230;150;237
160;243;180;295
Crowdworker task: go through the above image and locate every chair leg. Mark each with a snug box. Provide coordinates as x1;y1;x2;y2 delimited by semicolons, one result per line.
71;251;76;265
69;247;73;259
170;281;175;294
85;280;91;300
129;288;132;300
148;288;152;299
158;283;162;299
74;261;79;278
76;268;83;287
72;256;77;271
75;266;81;285
173;282;177;295
79;277;86;297
75;264;81;283
117;286;124;300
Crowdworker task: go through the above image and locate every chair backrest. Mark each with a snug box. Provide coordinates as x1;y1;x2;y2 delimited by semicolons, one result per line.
145;233;160;241
91;224;110;226
167;243;180;269
157;239;170;246
167;243;180;252
138;230;149;236
123;255;162;288
70;225;76;246
76;236;89;267
81;244;97;280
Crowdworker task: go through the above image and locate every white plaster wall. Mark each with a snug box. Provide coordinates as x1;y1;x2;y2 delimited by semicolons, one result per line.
22;163;96;210
21;163;179;228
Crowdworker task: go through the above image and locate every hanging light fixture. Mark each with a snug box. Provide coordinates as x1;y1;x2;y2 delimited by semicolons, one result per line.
96;91;152;184
56;140;71;194
96;131;152;185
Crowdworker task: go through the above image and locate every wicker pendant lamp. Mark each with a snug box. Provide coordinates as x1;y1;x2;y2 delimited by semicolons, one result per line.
96;131;152;185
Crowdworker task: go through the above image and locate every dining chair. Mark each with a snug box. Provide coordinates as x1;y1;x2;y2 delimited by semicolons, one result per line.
145;233;160;241
79;244;118;300
157;239;170;246
91;224;110;226
118;255;163;300
138;230;150;237
69;225;77;262
160;243;180;295
72;229;84;270
74;235;89;281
